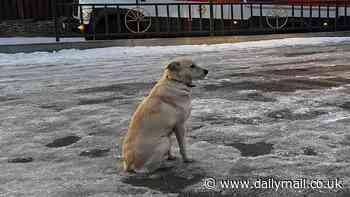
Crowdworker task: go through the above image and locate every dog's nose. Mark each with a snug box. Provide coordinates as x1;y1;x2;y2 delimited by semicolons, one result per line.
204;69;209;75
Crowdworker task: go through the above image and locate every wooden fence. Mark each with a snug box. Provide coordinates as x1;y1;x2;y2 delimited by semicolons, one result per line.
0;0;74;20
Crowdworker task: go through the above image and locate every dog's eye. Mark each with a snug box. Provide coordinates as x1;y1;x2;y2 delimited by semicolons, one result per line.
190;65;195;68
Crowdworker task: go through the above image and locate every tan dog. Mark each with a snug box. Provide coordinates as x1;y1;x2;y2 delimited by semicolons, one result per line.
122;58;208;173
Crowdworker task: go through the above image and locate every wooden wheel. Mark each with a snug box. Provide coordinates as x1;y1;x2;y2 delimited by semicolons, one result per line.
125;7;152;33
266;6;289;29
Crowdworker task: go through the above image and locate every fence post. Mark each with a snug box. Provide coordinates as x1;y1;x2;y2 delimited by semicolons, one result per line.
53;0;60;42
335;5;338;31
209;0;214;36
17;0;24;19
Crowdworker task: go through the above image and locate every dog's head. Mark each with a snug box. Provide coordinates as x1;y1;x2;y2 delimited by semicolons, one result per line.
165;58;208;87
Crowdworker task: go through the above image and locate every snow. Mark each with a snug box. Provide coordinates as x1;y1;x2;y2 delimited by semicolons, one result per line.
1;37;350;66
0;37;84;46
1;36;350;196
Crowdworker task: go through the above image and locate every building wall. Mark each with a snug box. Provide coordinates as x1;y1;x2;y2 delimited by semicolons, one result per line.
0;0;74;21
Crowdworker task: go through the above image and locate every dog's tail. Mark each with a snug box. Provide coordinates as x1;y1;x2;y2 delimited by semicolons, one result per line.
122;136;136;173
122;159;134;172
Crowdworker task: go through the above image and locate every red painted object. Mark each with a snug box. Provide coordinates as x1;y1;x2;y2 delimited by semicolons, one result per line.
178;0;347;5
288;0;348;6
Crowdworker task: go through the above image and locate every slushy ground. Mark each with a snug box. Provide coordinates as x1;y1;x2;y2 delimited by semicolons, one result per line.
1;37;350;197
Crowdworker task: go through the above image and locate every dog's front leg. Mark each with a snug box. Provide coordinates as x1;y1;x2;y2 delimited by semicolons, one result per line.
174;124;193;163
167;136;176;160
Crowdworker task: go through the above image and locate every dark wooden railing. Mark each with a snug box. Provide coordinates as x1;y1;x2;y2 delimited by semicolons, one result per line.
54;1;350;41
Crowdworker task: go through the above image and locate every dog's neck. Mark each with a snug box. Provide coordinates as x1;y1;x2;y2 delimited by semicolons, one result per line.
165;75;195;88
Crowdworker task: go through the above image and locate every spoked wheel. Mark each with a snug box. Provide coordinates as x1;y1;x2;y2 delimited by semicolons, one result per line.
124;7;152;33
266;6;289;30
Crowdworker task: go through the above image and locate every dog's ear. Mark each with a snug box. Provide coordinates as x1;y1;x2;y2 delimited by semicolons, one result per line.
167;61;180;71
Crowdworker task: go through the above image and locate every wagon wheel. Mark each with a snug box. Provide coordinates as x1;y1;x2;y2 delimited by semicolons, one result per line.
266;6;289;29
125;7;152;33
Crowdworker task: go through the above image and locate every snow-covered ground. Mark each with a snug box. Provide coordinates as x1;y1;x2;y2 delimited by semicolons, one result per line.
1;37;350;197
0;37;84;45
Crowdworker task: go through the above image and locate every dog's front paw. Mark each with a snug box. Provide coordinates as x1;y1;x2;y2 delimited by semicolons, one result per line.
183;158;195;163
167;155;177;161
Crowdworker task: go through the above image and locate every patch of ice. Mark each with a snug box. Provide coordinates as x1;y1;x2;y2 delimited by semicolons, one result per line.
192;98;277;119
328;86;347;91
293;107;311;114
237;90;258;94
322;116;350;124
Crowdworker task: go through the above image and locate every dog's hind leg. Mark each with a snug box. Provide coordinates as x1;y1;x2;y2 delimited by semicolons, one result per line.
140;137;171;173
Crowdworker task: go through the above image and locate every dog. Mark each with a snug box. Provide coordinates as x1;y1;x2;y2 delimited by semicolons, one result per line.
122;58;208;174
